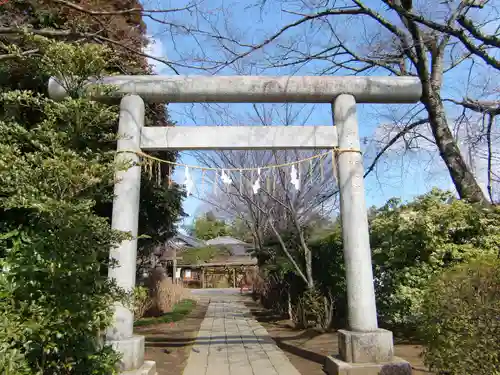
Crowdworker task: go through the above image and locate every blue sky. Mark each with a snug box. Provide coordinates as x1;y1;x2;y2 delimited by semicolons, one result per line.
140;0;490;228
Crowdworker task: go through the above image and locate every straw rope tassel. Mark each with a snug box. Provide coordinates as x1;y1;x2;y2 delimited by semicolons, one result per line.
222;170;229;193
168;164;172;188
331;150;338;183
273;170;276;194
193;170;200;196
164;163;169;186
139;155;144;174
272;169;276;194
320;155;325;182
309;159;313;184
251;170;254;193
156;161;161;186
239;170;243;194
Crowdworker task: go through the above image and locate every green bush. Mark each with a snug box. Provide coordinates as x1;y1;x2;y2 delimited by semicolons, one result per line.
370;189;500;326
309;223;347;328
419;255;500;375
132;287;152;321
253;189;500;338
306;190;499;330
0;313;31;375
0;39;123;374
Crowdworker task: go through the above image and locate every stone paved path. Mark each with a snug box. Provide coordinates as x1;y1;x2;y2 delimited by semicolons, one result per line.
183;298;302;375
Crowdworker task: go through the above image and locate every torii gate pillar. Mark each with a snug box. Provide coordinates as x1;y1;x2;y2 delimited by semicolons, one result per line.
105;94;156;374
325;94;411;374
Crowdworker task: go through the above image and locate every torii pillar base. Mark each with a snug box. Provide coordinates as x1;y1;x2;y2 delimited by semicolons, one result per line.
324;329;411;375
118;362;157;375
325;356;411;375
107;336;157;374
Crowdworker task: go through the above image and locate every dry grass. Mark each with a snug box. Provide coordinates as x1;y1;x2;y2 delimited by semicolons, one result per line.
146;268;189;316
154;278;188;314
240;268;261;289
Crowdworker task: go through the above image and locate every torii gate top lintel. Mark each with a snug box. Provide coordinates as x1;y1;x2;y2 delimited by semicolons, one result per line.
48;75;422;104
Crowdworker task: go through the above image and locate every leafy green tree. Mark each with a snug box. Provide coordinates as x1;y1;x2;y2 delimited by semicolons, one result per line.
0;0;184;267
0;1;183;373
180;246;231;265
227;217;254;243
370;188;500;327
0;39;124;374
189;212;230;240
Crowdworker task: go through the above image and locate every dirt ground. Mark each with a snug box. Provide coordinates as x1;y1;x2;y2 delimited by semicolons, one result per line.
134;297;209;375
245;298;432;375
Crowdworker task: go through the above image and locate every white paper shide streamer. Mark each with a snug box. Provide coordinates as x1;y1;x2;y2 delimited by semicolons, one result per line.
221;170;232;185
252;168;261;194
184;166;193;196
290;164;300;191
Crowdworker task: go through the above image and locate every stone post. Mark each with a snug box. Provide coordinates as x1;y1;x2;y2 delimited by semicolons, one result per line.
334;94;378;332
325;94;411;375
107;95;155;374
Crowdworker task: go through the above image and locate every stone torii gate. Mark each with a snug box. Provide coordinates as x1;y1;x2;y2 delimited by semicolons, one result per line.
48;75;421;375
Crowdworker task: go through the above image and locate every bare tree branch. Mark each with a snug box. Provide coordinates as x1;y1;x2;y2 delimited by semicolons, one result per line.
457;14;500;48
214;7;366;71
0;48;38;61
0;27;181;74
485;113;496;203
382;0;500;70
52;0;197;16
363;118;430;178
445;98;500;116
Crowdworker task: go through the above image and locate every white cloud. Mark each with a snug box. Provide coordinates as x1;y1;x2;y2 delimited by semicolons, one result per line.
144;35;168;74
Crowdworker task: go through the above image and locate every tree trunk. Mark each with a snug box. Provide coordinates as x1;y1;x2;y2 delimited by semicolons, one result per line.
268;216;309;285
305;247;314;289
301;238;314;289
397;2;489;206
292;209;314;288
424;93;489;204
287;288;294;321
322;294;334;331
